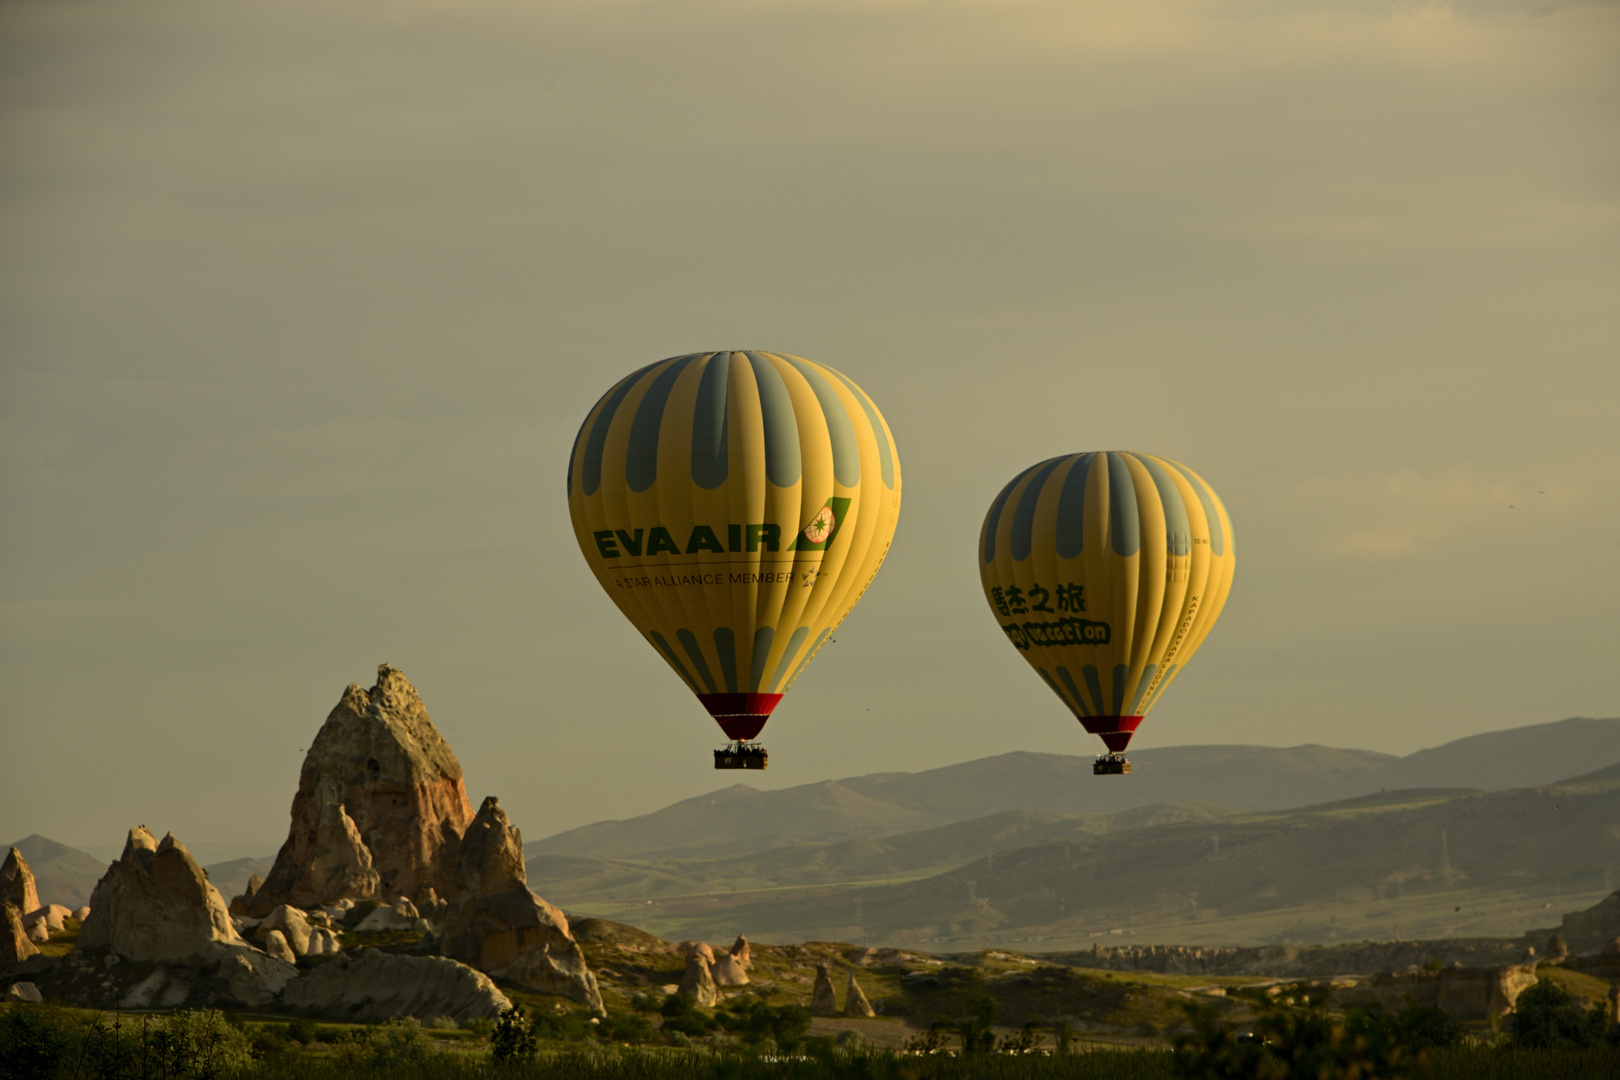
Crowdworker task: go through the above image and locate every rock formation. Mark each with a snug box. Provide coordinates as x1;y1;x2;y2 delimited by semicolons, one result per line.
228;876;264;917
250;665;474;915
77;827;246;962
26;919;49;943
5;982;42;1003
259;905;313;956
265;931;298;964
730;933;751;969
678;940;715;964
677;953;718;1007
809;963;837;1016
2;903;39;969
1332;959;1540;1019
438;796;603;1011
281;949;510;1023
710;952;749;986
0;849;39;917
844;973;874;1017
28;905;73;933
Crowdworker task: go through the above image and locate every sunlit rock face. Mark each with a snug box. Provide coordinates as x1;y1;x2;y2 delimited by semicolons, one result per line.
250;665;474;916
439;795;604;1012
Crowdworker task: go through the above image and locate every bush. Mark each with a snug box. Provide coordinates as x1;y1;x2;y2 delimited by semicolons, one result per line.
491;1005;538;1062
363;1016;436;1067
712;997;811;1051
1508;978;1610;1049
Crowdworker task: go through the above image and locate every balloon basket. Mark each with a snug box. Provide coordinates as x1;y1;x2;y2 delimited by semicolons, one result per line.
715;741;769;770
1093;753;1131;776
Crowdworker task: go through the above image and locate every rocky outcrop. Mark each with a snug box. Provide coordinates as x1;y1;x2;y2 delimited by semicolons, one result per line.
810;963;837;1016
730;934;751;969
678;940;715;964
439;796;602;1011
677;954;718;1007
77;827;245;962
5;982;42;1003
2;903;39;969
844;973;875;1017
711;952;749;986
28;905;72;933
1333;960;1539;1019
250;665;474;915
264;931;298;964
281;949;510;1023
1;849;39;918
69;826;299;1006
259;905;312;956
228;876;264;917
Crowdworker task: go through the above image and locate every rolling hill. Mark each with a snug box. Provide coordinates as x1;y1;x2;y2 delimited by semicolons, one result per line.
528;716;1620;864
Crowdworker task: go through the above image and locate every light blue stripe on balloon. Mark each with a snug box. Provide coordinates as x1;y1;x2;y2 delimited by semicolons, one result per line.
1055;453;1093;559
828;368;894;489
626;354;699;493
1106;452;1141;557
1138;455;1190;557
677;629;718;694
649;631;700;694
1010;457;1065;562
779;355;859;487
1057;666;1093;718
690;353;730;490
582;360;659;496
982;460;1046;564
1170;461;1224;557
748;627;774;692
1128;664;1157;714
1111;664;1129;716
782;628;830;689
1037;669;1072;714
713;627;738;693
770;626;811;692
1083;665;1107;716
746;353;801;487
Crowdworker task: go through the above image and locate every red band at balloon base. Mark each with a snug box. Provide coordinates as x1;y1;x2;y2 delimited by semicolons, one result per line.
1079;716;1143;754
699;692;784;741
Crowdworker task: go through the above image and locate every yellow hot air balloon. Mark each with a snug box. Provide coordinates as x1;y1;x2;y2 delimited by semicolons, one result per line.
568;351;902;769
978;452;1235;774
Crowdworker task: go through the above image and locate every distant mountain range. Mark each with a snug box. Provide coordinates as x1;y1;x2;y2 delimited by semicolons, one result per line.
519;717;1620;948
528;716;1620;862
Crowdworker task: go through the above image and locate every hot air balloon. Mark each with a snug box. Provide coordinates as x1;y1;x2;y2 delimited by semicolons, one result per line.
978;452;1234;774
568;351;902;769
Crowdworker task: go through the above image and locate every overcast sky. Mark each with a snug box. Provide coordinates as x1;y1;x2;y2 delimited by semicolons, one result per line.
2;0;1616;859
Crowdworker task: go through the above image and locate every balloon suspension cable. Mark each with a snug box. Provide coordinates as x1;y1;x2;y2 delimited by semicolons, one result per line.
715;740;769;771
1093;753;1131;776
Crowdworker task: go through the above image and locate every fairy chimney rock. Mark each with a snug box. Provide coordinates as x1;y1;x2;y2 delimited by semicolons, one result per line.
439;796;604;1012
0;849;39;918
844;973;875;1017
810;963;838;1016
678;953;718;1007
2;903;39;970
75;827;245;962
250;665;474;915
730;933;751;969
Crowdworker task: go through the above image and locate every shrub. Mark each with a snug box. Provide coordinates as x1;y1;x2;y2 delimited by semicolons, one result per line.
491;1005;538;1062
1508;978;1610;1049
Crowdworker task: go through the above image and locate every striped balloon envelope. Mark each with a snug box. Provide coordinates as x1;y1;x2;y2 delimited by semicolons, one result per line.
568;351;901;756
978;452;1235;760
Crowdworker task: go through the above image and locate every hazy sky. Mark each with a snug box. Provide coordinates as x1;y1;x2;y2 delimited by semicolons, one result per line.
2;0;1616;858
